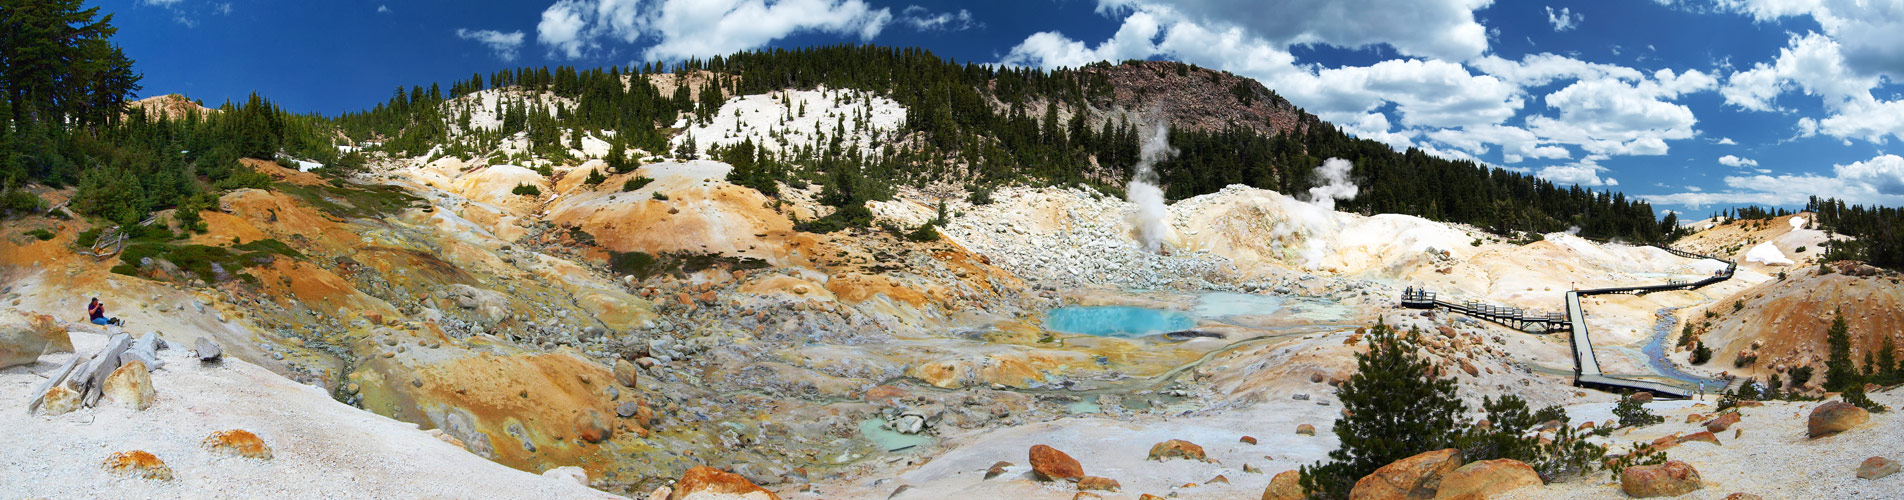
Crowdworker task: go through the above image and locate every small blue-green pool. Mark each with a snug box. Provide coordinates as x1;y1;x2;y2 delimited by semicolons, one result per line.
1045;306;1196;337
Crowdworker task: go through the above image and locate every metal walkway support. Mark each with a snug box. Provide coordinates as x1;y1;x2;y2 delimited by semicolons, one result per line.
1402;245;1737;398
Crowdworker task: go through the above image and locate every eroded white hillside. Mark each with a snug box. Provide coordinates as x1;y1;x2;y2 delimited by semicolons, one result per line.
672;86;907;158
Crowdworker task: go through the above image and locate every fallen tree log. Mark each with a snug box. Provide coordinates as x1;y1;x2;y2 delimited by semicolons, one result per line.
25;355;82;414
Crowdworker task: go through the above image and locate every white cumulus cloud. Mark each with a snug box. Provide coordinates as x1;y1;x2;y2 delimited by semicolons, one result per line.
1096;0;1494;61
899;6;979;31
1546;6;1583;31
535;0;891;61
456;29;527;62
1645;153;1904;208
1718;154;1758;167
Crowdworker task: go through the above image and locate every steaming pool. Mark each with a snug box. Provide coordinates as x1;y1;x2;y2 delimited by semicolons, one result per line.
1045;292;1345;337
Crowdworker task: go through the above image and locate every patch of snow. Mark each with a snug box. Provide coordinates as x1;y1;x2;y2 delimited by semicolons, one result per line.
1745;242;1793;266
671;86;907;159
1790;216;1807;229
442;89;575;136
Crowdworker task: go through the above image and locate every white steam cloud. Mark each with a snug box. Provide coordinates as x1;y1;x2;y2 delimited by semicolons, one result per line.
1275;158;1360;269
1306;158;1359;209
1128;123;1178;253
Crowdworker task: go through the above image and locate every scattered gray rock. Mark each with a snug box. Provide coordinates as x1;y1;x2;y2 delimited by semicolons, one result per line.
195;337;222;362
892;414;926;435
616;401;639;418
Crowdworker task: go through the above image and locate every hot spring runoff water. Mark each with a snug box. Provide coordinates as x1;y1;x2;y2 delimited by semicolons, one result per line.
1043;306;1197;337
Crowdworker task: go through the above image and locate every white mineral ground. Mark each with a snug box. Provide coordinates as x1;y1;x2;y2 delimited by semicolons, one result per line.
0;332;615;499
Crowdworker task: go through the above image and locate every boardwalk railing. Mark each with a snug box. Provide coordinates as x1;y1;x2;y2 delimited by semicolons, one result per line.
1400;245;1738;398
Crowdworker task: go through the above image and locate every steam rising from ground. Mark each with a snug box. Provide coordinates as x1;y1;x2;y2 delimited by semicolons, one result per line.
1128;124;1178;253
1280;158;1361;268
1306;158;1359;210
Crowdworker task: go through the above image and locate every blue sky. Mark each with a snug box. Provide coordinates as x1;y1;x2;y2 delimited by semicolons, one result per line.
98;0;1904;216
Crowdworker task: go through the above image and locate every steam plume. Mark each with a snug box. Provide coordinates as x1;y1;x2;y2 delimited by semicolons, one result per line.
1128;124;1177;253
1281;158;1359;268
1305;158;1359;209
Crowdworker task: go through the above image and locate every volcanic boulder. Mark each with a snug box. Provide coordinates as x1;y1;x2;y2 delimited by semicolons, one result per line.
670;466;780;500
1030;444;1084;482
102;450;174;481
1433;459;1540;499
203;429;274;459
1349;448;1462;500
1147;439;1208;462
1620;460;1702;498
102;360;156;410
1808;401;1869;438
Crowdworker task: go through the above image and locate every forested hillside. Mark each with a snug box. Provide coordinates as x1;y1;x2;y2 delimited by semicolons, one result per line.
328;46;1677;242
0;1;360;226
1809;196;1904;270
5;23;1678;243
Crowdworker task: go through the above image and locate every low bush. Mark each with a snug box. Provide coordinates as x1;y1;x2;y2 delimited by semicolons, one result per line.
1613;396;1663;428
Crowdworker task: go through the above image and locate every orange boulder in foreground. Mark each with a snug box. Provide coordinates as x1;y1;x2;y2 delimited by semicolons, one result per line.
1030;444;1085;482
670;466;780;500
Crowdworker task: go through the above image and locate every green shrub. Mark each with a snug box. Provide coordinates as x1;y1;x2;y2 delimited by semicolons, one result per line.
1604;441;1668;479
968;186;994;205
651;191;668;201
607;251;660;279
1790;365;1814;387
1690;341;1712;365
115;239;298;284
1613;395;1664;428
622;177;653;192
566;226;596;245
1843;387;1889;413
905;223;941;242
275;182;421;219
0;187;43;215
584;167;607;186
23;228;55;241
512;184;542;196
608;250;768;281
75;227;103;247
1460;395;1605;481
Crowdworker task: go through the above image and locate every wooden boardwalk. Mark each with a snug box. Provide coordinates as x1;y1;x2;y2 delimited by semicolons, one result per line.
1403;245;1737;398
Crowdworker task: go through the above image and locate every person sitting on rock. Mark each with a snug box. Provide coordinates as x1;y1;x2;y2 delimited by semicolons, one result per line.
87;297;121;326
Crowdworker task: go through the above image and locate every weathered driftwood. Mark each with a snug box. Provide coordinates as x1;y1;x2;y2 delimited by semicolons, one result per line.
75;334;131;407
126;332;164;371
25;355;82;414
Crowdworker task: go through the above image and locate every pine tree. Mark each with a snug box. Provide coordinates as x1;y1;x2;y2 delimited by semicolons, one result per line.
605;134;632;174
1300;322;1467;499
1880;336;1900;385
1825;309;1861;392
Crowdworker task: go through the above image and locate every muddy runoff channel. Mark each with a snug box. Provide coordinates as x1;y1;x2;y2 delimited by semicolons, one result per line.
1508;308;1728;391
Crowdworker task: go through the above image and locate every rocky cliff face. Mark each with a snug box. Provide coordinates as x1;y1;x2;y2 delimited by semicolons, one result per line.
1080;60;1308;136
